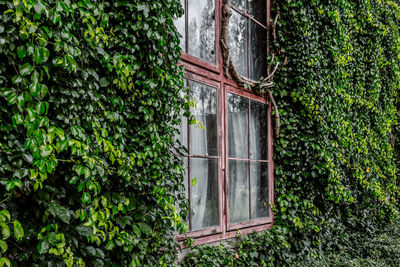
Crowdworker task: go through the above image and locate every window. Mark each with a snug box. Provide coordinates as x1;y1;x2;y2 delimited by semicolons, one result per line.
175;0;273;245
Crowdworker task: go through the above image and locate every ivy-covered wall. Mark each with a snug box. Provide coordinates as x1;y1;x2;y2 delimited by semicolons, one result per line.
0;1;189;266
1;0;400;266
183;0;400;266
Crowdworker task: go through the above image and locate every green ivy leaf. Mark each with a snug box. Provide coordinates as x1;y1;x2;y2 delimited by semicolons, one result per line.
132;225;141;237
105;240;115;250
0;241;7;254
0;223;10;239
13;220;24;241
29;83;40;97
37;239;49;255
19;63;34;76
16;45;26;58
99;77;110;87
33;47;50;64
138;222;152;235
82;192;91;204
48;201;70;224
0;257;11;267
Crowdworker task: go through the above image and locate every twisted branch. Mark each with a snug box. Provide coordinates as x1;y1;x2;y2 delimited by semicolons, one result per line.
220;0;281;138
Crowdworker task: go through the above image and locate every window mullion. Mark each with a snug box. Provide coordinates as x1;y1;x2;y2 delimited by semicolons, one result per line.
247;98;252;220
187;81;192;231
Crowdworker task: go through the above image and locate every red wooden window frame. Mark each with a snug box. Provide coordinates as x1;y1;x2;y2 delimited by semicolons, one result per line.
176;0;274;246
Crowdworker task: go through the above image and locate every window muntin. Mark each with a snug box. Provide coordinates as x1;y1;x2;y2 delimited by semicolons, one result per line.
176;0;216;64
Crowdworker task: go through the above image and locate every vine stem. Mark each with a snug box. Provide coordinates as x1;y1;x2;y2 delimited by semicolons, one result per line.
0;193;12;204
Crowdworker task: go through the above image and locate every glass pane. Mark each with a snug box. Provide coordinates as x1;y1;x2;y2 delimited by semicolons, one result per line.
228;10;248;77
229;160;249;223
188;0;216;63
191;158;219;231
175;0;186;52
251;162;269;219
250;22;267;81
250;100;268;160
231;0;246;9
249;0;266;23
228;93;248;158
189;80;218;156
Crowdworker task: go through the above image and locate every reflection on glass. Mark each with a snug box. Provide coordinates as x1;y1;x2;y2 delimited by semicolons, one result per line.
251;162;269;219
249;0;266;22
188;0;216;63
175;0;186;52
250;22;267;81
229;160;249;223
231;0;246;9
228;10;248;77
250;100;268;160
191;158;219;230
228;93;248;158
189;80;218;156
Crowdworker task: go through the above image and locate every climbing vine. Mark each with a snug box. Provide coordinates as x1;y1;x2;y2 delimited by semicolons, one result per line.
1;0;400;266
0;0;189;265
184;0;400;265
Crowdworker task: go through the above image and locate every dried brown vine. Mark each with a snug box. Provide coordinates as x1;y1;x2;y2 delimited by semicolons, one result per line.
221;0;281;138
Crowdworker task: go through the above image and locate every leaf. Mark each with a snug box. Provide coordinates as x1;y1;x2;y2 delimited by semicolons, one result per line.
37;239;49;255
49;201;70;224
35;102;46;115
105;240;115;250
13;220;24;241
99;77;110;87
82;192;91;204
19;63;34;76
0;241;7;254
0;223;10;239
84;167;91;179
132;225;141;237
33;47;50;64
56;139;69;152
0;211;10;221
138;222;152;235
29;83;40;97
191;177;197;187
3;90;17;105
86;246;96;256
17;45;26;58
0;257;11;267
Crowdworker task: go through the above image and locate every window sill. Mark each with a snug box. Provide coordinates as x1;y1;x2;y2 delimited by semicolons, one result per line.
176;222;273;248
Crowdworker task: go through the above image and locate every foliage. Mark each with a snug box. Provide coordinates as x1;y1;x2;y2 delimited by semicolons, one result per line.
183;0;400;265
0;0;189;265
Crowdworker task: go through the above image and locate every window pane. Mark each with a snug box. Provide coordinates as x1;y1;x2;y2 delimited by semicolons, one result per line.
175;0;186;52
228;93;248;158
188;0;216;63
250;100;268;160
229;160;249;223
249;0;266;23
228;10;248;77
231;0;246;9
189;81;218;156
250;22;267;81
191;158;219;230
251;162;269;219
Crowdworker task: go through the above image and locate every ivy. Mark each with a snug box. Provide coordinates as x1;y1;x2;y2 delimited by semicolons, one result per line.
0;0;189;265
183;0;400;265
